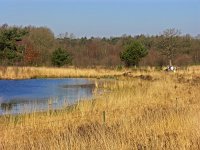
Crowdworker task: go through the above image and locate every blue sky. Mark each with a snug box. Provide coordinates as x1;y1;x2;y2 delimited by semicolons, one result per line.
0;0;199;37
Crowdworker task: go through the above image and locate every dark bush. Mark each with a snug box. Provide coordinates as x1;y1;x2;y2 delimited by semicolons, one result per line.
51;48;72;67
120;41;148;67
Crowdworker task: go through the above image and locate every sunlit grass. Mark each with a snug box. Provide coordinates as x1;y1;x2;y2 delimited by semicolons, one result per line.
1;66;200;149
0;66;124;79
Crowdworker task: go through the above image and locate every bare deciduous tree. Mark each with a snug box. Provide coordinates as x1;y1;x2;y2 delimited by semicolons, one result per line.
158;28;181;66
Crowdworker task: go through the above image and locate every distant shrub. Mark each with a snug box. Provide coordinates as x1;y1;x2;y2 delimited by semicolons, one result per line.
120;41;148;67
51;48;72;67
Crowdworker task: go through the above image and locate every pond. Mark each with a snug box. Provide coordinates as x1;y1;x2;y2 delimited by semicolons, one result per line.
0;78;95;115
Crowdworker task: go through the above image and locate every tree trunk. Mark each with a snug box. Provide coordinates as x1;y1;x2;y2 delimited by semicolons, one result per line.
169;59;172;66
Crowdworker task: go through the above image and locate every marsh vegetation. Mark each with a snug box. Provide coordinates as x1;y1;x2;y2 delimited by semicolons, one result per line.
0;67;200;149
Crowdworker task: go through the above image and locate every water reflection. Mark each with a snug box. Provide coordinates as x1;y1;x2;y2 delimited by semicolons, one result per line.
0;78;95;114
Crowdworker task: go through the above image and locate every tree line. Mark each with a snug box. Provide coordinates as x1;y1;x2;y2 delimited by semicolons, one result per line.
0;24;200;67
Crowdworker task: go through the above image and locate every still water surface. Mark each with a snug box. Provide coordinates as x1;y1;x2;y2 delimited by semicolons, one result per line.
0;78;94;114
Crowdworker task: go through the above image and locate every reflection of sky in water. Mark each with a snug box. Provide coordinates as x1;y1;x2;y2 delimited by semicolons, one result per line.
0;78;94;114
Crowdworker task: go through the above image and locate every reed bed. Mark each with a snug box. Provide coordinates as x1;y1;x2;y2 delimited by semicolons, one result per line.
0;67;200;149
0;66;124;79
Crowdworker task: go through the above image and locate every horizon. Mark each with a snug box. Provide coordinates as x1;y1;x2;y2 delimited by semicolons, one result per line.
0;0;199;38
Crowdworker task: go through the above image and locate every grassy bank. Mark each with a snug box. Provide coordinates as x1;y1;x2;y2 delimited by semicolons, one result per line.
0;67;200;149
0;66;200;79
0;66;124;79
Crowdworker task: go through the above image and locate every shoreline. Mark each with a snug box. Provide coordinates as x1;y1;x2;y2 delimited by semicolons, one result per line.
0;66;124;80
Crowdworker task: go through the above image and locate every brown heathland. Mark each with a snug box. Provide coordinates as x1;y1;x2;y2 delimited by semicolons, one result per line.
0;67;200;149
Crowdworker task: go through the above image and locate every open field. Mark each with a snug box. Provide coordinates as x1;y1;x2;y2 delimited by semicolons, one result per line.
0;67;200;149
